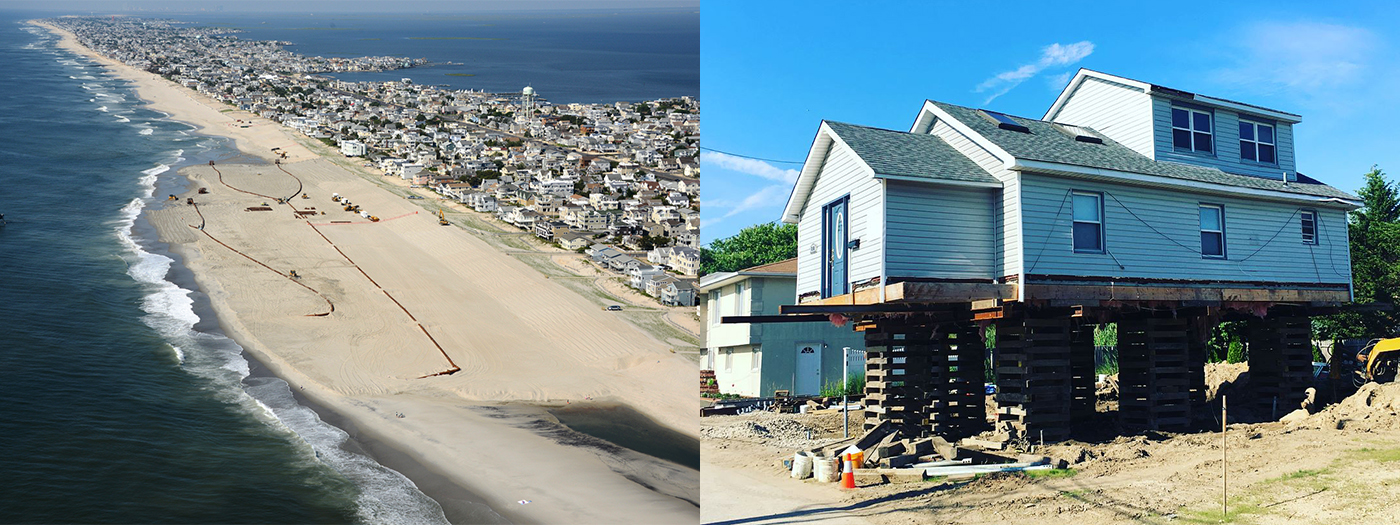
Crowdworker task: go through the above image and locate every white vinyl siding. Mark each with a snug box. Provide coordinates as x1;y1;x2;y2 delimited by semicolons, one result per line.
796;141;883;298
883;181;996;280
924;118;1018;278
1047;76;1155;158
1020;172;1350;284
1152;97;1297;179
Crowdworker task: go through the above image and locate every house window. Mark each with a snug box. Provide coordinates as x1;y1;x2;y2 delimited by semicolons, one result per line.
1239;120;1276;164
1301;210;1318;245
723;348;732;372
709;291;720;325
1200;204;1226;258
1172;107;1213;154
1071;191;1104;253
752;346;761;371
732;282;746;315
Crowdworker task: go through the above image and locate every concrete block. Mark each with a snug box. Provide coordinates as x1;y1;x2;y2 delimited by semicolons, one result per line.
886;469;925;484
853;468;885;485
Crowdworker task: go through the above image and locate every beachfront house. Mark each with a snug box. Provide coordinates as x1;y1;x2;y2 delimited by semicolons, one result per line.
783;68;1357;305
340;139;367;157
700;259;866;397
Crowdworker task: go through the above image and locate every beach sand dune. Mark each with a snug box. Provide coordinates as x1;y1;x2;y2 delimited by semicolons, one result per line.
33;21;698;524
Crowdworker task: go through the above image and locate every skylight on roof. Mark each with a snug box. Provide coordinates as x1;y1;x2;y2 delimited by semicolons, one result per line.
979;110;1030;133
1054;123;1104;144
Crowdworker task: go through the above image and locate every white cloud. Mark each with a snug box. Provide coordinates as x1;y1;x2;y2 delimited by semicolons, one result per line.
1213;21;1375;94
1046;71;1073;91
976;41;1094;104
705;184;789;228
700;151;799;184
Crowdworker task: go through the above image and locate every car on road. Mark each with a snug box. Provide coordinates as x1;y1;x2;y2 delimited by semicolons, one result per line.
606;305;623;311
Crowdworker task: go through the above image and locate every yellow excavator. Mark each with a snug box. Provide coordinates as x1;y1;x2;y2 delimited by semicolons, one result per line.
1355;338;1400;385
438;209;449;226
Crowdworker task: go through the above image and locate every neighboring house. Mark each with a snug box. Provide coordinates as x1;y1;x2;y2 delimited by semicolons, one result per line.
340;139;366;157
783;68;1357;305
471;194;498;213
669;246;700;276
660;279;697;307
535;220;564;240
699;258;866;397
557;233;591;251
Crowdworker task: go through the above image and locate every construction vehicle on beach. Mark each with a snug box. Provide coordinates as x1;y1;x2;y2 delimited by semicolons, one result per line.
439;209;449;226
1356;338;1400;385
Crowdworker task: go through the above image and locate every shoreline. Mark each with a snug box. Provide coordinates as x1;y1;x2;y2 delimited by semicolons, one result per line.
32;19;698;524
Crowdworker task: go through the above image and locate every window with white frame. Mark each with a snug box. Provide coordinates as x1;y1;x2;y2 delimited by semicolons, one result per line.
1071;191;1104;252
723;348;732;372
1239;120;1276;164
732;282;745;315
1172;107;1213;153
752;345;761;371
1200;204;1226;258
1301;210;1318;245
710;290;720;325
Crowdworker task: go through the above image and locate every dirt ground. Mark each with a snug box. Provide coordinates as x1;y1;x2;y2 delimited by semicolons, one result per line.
702;364;1400;525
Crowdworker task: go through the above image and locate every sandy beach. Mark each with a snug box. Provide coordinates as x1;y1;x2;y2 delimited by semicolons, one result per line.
33;20;698;524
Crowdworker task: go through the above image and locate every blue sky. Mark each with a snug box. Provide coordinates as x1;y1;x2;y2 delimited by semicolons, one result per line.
700;0;1400;243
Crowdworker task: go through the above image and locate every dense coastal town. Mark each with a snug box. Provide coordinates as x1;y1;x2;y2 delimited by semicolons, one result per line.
47;15;701;305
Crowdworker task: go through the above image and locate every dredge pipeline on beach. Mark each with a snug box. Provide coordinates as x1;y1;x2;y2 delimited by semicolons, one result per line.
205;161;458;377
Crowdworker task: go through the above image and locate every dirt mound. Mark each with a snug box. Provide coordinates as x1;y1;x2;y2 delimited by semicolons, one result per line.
1296;381;1400;431
1205;361;1250;402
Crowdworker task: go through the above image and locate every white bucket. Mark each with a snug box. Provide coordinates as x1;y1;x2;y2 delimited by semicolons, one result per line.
813;457;841;483
790;452;813;479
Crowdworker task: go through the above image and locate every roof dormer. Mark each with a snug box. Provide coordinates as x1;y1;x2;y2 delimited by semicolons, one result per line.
1045;69;1302;182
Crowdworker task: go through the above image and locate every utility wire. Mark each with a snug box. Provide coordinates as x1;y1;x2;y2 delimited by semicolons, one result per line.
1235;208;1302;263
1102;191;1201;255
1034;190;1322;276
1025;189;1072;274
1317;213;1351;279
698;146;804;164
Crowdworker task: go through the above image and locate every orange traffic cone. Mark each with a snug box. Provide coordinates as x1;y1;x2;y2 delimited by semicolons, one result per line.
840;455;856;489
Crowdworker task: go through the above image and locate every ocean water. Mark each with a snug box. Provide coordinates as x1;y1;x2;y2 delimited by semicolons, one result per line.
0;14;476;524
178;10;699;104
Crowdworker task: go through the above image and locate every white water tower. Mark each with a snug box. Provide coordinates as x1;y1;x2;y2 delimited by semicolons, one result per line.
521;85;536;118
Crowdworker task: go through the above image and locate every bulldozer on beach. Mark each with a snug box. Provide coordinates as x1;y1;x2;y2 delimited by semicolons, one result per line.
438;209;449;226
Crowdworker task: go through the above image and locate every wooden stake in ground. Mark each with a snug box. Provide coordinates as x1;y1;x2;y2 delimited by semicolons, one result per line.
1223;394;1228;520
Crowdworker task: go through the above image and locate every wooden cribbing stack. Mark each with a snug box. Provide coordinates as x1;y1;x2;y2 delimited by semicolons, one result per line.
862;318;986;441
1118;316;1192;431
1247;316;1313;415
995;316;1074;443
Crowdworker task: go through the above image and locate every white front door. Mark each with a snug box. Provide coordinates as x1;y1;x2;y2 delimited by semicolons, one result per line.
795;342;822;396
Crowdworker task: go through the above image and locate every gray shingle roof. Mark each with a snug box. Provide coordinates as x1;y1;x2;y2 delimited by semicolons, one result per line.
927;101;1357;201
824;121;999;185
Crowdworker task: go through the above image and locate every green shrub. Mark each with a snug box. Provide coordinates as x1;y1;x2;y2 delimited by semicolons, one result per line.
1227;340;1246;363
820;372;865;398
